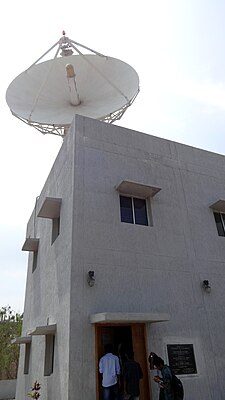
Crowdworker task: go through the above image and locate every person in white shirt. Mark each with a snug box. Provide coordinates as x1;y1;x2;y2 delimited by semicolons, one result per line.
99;343;121;400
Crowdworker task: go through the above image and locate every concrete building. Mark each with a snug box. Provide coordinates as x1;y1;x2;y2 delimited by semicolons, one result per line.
15;115;225;400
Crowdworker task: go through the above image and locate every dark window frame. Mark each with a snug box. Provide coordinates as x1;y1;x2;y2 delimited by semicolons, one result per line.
120;195;148;226
44;334;55;376
24;342;31;375
213;211;225;236
32;251;38;273
51;217;60;244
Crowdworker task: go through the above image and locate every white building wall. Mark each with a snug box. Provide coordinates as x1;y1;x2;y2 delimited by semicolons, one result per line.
16;119;76;400
69;116;225;400
17;115;225;400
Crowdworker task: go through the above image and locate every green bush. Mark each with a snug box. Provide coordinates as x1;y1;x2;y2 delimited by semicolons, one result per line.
0;306;23;379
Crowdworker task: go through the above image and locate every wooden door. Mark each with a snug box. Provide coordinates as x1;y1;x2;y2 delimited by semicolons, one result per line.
96;324;151;400
132;324;151;400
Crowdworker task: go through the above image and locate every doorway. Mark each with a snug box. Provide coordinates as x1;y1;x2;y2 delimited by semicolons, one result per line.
96;323;151;399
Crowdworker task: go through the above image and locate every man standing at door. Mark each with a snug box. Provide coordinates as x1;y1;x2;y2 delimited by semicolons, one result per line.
99;343;121;400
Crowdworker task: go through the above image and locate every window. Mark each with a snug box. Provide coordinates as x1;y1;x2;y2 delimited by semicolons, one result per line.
37;197;62;245
116;180;160;227
44;334;55;376
11;337;32;374
28;325;56;376
24;342;31;374
22;238;39;273
52;217;60;244
32;251;38;272
214;211;225;236
120;195;148;226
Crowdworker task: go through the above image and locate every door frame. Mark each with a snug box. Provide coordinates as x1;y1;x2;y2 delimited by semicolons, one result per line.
95;322;151;400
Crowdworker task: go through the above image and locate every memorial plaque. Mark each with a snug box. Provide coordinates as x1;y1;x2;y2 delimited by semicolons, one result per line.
167;344;197;375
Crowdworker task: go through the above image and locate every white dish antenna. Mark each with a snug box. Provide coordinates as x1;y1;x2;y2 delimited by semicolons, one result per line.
6;32;140;137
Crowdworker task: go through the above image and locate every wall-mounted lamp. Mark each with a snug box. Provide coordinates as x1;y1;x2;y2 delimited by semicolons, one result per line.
202;280;211;292
87;271;95;287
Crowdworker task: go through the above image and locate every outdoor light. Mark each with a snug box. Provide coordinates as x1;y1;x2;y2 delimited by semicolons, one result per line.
202;280;211;292
87;271;95;287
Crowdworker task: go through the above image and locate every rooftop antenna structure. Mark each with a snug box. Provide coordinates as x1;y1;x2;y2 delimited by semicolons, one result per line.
6;31;140;137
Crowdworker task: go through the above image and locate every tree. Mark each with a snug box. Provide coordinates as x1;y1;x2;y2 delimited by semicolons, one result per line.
0;306;23;379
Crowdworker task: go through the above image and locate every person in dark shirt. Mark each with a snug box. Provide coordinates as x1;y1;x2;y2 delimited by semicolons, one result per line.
148;352;174;400
123;350;143;400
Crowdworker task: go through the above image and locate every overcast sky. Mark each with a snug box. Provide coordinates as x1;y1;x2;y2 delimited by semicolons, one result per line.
1;0;225;313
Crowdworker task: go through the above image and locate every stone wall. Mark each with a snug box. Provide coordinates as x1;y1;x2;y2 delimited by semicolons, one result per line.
0;380;16;400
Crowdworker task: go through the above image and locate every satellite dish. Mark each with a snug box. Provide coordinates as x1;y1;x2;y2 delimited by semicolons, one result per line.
6;32;140;137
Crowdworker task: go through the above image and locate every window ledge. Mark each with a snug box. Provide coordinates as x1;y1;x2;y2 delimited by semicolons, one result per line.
90;312;170;324
28;324;56;336
37;197;62;219
11;336;32;344
22;238;39;252
210;199;225;213
115;180;161;198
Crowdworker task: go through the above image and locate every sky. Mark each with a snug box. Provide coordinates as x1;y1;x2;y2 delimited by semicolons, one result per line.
1;0;225;313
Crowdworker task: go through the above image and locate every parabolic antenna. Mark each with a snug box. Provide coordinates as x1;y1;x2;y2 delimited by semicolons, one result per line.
6;32;140;137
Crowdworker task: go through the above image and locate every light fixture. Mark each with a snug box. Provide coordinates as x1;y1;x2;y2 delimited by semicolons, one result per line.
202;280;211;292
87;271;95;287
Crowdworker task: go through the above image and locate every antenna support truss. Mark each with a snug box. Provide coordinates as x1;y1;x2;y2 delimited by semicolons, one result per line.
7;32;140;137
